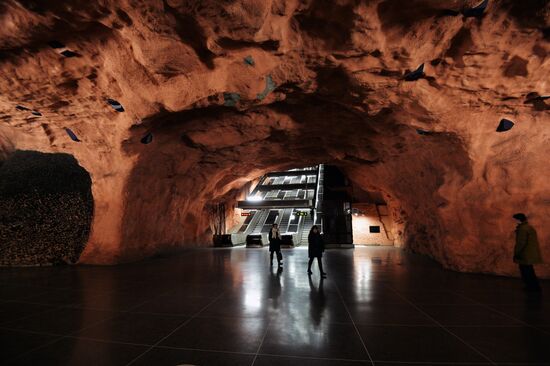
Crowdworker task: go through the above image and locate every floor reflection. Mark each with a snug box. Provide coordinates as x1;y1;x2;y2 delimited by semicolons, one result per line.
1;246;548;365
308;275;326;327
268;267;283;307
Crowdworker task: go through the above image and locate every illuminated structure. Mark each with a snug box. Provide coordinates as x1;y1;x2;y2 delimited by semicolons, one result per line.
233;165;323;246
231;165;394;247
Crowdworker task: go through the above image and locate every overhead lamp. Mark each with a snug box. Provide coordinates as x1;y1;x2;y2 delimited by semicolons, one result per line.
247;196;263;202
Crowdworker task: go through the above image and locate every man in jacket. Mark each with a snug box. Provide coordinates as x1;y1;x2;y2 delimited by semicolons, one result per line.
513;213;543;292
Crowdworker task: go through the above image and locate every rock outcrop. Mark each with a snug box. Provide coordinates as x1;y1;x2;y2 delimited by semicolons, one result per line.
0;0;548;276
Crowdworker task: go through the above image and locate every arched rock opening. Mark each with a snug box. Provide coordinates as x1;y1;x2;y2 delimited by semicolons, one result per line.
0;150;93;266
106;98;474;270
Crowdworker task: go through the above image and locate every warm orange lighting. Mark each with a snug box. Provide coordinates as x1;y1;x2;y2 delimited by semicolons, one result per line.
352;204;393;246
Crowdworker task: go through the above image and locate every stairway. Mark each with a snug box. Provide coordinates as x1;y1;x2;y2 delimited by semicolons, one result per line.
299;215;314;245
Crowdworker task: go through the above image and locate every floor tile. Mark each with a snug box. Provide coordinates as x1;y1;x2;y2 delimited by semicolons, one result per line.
131;347;254;366
260;321;368;360
4;307;116;335
348;303;435;325
164;284;226;298
254;354;372;365
375;363;491;366
457;289;549;305
0;328;57;362
490;303;550;326
418;304;524;326
357;325;489;362
395;290;478;305
0;285;47;302
450;326;550;363
334;286;408;305
71;291;157;311
7;337;147;366
160;316;267;353
130;294;214;316
75;312;186;345
24;289;90;306
0;301;56;326
201;294;271;319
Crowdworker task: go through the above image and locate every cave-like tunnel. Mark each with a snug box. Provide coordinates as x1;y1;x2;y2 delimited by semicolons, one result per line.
0;0;549;364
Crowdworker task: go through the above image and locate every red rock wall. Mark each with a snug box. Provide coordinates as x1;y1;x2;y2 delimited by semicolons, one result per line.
0;0;548;276
351;203;394;246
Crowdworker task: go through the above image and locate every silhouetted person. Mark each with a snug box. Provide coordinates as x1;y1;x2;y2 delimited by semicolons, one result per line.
513;213;542;292
269;223;283;268
308;225;326;277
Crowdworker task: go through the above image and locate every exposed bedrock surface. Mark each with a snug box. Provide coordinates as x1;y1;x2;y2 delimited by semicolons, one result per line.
0;0;548;275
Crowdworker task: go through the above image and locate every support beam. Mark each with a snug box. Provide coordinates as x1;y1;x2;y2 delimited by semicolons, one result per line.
256;183;311;191
237;199;313;209
266;170;317;177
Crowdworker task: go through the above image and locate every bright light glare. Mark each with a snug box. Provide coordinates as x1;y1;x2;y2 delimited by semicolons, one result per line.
247;195;263;201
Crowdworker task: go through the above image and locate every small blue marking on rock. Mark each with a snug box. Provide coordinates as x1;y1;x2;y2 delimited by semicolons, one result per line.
496;118;514;132
257;75;276;100
65;128;81;142
244;56;255;66
223;93;241;107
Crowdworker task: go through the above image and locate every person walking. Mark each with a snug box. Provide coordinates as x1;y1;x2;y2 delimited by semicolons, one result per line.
513;213;543;292
269;223;283;268
308;225;326;277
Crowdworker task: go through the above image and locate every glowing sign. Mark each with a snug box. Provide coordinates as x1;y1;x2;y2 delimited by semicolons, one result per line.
296;212;308;217
241;212;252;216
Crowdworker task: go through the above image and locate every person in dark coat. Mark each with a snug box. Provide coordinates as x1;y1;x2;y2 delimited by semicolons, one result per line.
308;225;326;277
513;213;543;292
268;223;283;268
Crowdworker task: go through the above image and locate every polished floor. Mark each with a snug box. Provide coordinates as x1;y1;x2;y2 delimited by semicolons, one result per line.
1;246;549;366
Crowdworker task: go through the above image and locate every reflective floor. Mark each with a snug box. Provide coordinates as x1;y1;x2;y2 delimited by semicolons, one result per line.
1;246;549;366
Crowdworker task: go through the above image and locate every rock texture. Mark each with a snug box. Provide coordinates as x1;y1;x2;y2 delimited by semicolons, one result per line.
0;150;93;265
0;0;548;276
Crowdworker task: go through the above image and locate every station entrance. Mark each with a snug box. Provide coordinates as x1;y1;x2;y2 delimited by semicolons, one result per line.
232;166;322;247
226;165;395;247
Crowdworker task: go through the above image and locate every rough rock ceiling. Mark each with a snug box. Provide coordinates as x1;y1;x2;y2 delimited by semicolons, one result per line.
0;0;548;275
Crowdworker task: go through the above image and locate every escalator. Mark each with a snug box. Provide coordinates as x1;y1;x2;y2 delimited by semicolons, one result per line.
259;210;280;233
278;208;293;232
249;210;270;234
229;165;324;247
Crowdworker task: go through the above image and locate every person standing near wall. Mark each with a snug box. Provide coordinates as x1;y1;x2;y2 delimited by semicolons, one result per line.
513;213;543;292
308;225;326;277
269;223;283;268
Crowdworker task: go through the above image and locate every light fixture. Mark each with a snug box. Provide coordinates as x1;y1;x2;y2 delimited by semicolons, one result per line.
247;195;263;202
